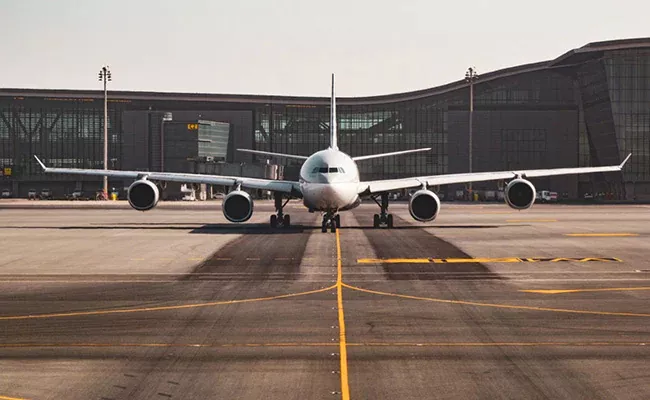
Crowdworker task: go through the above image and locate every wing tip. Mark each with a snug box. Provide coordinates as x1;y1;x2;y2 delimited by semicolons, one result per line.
33;155;47;170
620;153;632;168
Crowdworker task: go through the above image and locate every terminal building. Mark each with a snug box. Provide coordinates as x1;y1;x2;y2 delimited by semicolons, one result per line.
1;38;649;200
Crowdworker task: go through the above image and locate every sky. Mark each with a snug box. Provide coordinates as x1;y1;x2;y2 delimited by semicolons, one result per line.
0;0;648;97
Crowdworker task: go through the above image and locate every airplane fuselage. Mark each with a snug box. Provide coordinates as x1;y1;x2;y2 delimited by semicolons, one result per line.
299;148;360;212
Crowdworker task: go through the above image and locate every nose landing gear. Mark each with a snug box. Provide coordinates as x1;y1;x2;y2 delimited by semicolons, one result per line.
372;192;394;228
321;211;340;233
271;192;292;228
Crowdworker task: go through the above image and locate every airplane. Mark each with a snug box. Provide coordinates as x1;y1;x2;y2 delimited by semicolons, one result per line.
34;74;631;233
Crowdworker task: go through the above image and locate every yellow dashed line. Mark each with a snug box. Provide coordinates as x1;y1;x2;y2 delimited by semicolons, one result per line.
342;283;650;317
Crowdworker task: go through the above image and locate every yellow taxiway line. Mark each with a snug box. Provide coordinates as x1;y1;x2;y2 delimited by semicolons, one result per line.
335;229;351;400
0;395;29;400
342;283;650;318
521;287;650;294
357;257;622;264
564;233;639;237
0;284;336;321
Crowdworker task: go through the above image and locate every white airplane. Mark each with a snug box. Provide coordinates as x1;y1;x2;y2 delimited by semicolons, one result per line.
34;74;631;233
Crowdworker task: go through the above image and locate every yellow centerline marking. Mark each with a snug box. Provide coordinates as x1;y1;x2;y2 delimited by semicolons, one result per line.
335;229;351;400
342;283;650;317
0;285;336;321
0;396;30;400
357;257;622;264
564;233;639;237
506;219;557;223
521;287;650;294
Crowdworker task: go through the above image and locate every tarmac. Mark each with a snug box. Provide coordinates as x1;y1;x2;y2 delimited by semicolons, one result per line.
0;200;648;399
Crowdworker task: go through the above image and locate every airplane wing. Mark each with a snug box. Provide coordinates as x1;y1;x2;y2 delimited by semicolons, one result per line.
352;148;432;161
358;154;631;195
33;156;302;197
236;148;309;160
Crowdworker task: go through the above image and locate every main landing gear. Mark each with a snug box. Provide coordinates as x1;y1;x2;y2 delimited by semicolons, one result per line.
321;211;341;233
270;192;292;228
371;192;394;229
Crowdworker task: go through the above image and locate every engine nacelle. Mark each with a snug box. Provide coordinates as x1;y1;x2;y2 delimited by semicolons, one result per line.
127;179;160;211
505;178;536;210
222;190;254;223
408;189;441;222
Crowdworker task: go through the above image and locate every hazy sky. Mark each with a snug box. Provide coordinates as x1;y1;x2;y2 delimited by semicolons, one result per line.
1;0;648;97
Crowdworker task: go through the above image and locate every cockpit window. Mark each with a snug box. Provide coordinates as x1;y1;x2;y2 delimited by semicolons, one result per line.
312;166;345;174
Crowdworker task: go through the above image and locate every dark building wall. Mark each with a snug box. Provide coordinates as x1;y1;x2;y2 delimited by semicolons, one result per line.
1;39;649;200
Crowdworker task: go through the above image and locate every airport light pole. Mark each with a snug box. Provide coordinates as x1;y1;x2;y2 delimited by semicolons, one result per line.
465;67;479;198
98;65;112;199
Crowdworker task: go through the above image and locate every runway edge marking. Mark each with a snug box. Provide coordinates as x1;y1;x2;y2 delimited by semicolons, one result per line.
335;228;351;400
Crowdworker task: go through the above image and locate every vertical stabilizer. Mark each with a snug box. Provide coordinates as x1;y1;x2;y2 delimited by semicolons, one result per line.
330;73;338;150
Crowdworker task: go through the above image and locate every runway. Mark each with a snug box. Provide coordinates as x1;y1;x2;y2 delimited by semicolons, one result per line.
0;201;649;399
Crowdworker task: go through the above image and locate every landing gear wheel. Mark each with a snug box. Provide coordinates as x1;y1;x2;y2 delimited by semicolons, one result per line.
335;214;341;228
321;219;327;233
283;214;291;228
387;214;394;229
330;219;337;233
270;214;278;228
373;214;380;228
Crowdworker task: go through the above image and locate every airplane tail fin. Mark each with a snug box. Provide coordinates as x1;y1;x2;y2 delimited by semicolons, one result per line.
330;73;338;150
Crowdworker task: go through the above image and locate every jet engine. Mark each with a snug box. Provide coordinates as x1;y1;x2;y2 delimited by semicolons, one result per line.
127;179;160;211
505;178;536;210
408;189;441;222
222;190;254;223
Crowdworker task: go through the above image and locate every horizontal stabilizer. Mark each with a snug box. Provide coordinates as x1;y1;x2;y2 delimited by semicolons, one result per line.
237;149;308;160
352;147;432;161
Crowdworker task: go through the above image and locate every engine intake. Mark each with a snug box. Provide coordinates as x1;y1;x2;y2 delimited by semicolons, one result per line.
505;178;536;210
222;190;254;222
127;179;160;211
409;189;441;222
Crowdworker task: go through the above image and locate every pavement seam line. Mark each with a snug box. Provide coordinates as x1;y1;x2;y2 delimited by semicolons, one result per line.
0;285;337;321
1;341;647;348
341;283;650;318
336;228;351;400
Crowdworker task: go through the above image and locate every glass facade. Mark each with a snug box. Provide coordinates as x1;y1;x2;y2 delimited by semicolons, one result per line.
1;39;650;199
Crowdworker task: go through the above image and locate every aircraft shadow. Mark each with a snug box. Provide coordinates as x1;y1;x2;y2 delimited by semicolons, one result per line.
339;224;520;230
0;224;318;235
